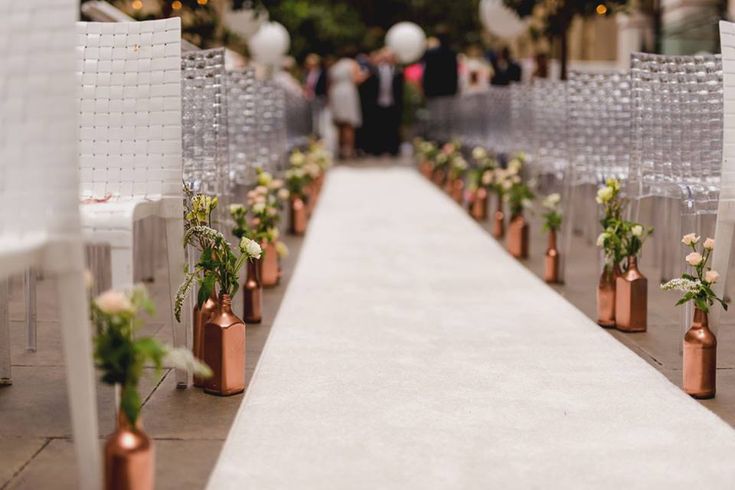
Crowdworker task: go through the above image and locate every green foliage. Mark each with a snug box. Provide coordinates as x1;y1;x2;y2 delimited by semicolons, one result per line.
662;239;727;314
505;181;534;217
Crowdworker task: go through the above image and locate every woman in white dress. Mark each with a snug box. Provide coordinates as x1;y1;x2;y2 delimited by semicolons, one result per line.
329;57;367;159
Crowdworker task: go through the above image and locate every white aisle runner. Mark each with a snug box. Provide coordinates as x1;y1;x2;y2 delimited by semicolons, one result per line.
208;166;735;489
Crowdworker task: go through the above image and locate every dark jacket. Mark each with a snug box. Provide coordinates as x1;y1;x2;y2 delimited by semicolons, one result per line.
422;45;458;98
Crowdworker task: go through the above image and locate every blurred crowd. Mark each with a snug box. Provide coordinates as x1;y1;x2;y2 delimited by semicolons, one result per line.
293;27;550;160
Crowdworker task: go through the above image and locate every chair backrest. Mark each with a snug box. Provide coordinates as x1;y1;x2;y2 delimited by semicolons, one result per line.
720;21;735;207
0;0;80;272
181;48;230;201
510;83;533;156
76;18;182;200
629;52;722;203
226;68;258;186
253;78;287;172
567;71;630;187
532;79;567;178
285;90;312;150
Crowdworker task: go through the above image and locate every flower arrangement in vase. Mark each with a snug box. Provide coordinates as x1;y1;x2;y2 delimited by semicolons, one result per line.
594;178;626;328
541;193;562;283
445;152;468;203
93;285;210;489
302;141;331;215
414;137;438;179
489;155;522;239
615;221;653;332
285;150;313;235
175;221;261;395
503;159;533;259
662;234;727;399
431;141;459;186
466;146;496;220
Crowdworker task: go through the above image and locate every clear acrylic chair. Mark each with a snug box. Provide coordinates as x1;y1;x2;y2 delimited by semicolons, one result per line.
509;83;534;156
226;68;259;188
76;18;190;386
285;89;313;151
0;1;101;487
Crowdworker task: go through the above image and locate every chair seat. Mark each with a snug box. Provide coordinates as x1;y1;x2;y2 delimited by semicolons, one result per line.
81;196;162;248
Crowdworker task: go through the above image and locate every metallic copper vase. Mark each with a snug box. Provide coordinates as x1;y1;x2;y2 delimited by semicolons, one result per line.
193;294;218;388
597;265;621;328
432;169;446;186
683;308;717;399
492;199;505;239
105;411;154;490
419;161;432;178
290;197;307;236
615;256;647;332
443;177;454;195
544;229;560;283
451;178;464;204
506;214;529;259
260;241;280;288
203;294;246;396
469;188;488;221
243;259;262;324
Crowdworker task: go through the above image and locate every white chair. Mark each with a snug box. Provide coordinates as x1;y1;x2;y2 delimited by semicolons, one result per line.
76;18;190;386
0;1;101;488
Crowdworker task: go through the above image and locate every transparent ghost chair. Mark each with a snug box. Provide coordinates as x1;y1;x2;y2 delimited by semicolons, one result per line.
227;68;259;190
182;47;231;229
253;78;288;173
628;53;723;283
0;0;101;487
563;71;631;281
531;79;568;188
486;86;513;156
286;90;314;150
509;83;534;156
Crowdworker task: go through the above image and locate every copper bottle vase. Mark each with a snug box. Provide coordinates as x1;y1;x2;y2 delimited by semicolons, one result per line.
432;169;446;186
203;294;246;396
290;197;307;236
105;410;154;490
469;188;488;221
243;259;262;324
544;230;560;283
419;161;432;178
492;199;505;239
683;308;717;399
260;241;280;288
597;265;620;328
615;256;647;332
192;294;218;388
507;214;529;259
451;179;464;204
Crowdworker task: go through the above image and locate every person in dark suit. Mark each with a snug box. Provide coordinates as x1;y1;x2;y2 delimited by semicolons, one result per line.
421;28;458;98
371;49;404;155
490;47;522;86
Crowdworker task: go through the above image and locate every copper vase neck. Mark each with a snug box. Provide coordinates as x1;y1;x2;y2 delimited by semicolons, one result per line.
219;294;233;313
627;255;638;269
547;229;557;249
693;308;709;328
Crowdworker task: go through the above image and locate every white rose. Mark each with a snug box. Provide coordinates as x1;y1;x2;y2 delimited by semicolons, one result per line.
252;202;266;213
705;270;720;284
521;198;533;209
289;151;305;166
95;289;133;315
508;159;522;173
240;238;262;259
278;188;290;201
596;233;608;247
631;225;643;237
596;186;613;204
681;233;700;246
229;203;245;214
472;147;487;160
543;193;560;209
703;238;715;250
685;252;703;266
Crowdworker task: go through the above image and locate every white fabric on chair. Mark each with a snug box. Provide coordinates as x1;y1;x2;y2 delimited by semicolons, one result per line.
209;167;735;489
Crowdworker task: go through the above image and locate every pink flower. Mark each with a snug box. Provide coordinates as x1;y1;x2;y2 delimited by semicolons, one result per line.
705;270;720;284
703;238;715;250
681;233;700;246
685;252;703;266
95;290;132;315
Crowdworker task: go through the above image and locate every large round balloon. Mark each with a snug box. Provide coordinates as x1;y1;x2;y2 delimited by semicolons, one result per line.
386;22;427;64
248;21;290;65
479;0;528;39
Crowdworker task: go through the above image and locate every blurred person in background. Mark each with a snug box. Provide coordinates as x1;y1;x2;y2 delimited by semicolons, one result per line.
329;51;369;159
303;53;328;137
533;52;549;79
460;45;492;94
422;26;458;98
490;47;522;86
372;48;404;156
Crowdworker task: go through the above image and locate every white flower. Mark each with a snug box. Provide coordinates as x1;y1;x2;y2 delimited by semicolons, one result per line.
596;186;613;204
481;170;493;186
269;179;284;190
240;238;262;259
95;289;133;315
631;225;643;237
472;147;487;160
275;241;289;257
508;158;522;174
703;238;715;250
502;180;513;191
661;278;701;293
252;202;266;214
255;185;268;195
521;198;533;209
257;172;272;186
229;203;245;214
277;188;290;201
542;193;561;209
596;232;608;247
289;151;305;166
681;233;700;246
705;270;720;284
165;347;212;378
685;252;703;266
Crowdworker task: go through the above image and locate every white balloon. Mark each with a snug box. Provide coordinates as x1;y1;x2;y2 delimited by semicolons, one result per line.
248;21;290;65
479;0;528;39
386;22;427;64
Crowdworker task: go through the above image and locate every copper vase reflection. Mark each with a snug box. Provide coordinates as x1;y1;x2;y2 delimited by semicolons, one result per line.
544;229;560;283
105;410;154;490
683;308;717;399
597;265;620;328
243;259;262;324
506;214;529;259
451;179;464;204
203;294;245;396
492;199;505;239
615;256;647;332
260;241;280;288
290;197;307;236
192;294;218;388
470;188;488;221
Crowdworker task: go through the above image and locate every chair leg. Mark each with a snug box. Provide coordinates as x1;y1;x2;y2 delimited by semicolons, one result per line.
56;268;101;490
25;268;37;352
165;216;190;388
0;279;11;385
711;218;735;334
110;245;134;290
